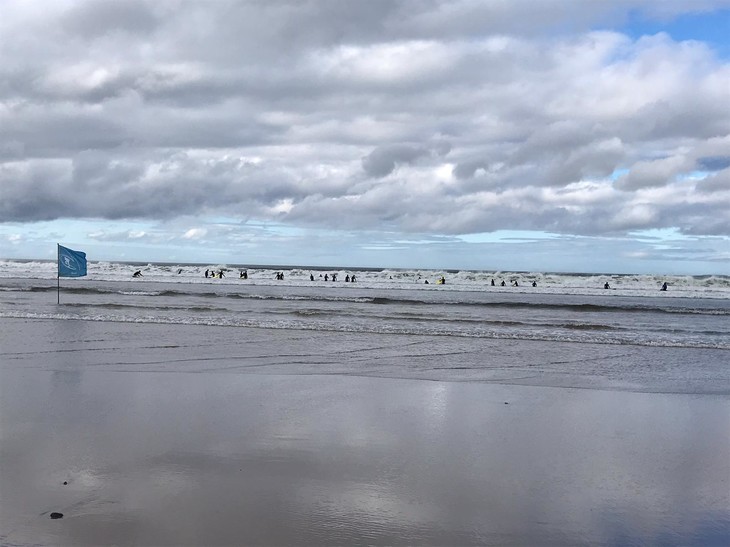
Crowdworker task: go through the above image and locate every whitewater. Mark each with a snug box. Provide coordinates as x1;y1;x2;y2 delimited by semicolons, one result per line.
2;259;730;297
1;260;728;353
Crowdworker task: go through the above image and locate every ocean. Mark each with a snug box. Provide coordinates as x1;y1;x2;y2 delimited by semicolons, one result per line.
1;260;728;355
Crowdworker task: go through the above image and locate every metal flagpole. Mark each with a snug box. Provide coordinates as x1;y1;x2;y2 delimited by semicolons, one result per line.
57;243;60;304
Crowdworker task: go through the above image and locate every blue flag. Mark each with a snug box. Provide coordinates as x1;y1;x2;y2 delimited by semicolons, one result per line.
58;245;87;277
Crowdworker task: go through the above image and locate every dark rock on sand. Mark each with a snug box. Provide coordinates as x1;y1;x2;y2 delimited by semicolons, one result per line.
50;512;63;519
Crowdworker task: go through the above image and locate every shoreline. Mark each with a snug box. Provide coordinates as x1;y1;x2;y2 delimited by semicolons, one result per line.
2;317;729;394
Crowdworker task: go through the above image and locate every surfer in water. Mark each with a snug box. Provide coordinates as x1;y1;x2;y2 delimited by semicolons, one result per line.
661;282;668;291
604;282;610;289
132;270;142;278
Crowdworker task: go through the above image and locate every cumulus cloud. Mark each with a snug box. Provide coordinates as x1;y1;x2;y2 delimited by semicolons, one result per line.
0;0;729;241
614;156;689;191
362;144;444;178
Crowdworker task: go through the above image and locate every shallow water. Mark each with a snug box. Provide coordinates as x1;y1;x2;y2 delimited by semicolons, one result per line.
1;274;729;353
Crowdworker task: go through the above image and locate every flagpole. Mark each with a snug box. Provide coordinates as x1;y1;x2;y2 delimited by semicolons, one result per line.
57;243;60;304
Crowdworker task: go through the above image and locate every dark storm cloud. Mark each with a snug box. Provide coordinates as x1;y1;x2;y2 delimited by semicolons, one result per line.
1;0;729;239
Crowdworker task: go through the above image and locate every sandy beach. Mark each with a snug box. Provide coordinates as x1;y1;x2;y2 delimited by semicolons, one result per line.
1;317;729;546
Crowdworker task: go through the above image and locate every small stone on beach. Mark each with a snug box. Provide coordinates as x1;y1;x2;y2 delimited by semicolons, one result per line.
50;512;63;519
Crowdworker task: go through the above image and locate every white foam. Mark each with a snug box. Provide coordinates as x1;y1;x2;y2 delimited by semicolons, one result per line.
1;259;728;300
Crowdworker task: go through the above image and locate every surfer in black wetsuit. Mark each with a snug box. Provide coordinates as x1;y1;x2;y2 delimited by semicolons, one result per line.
310;273;314;281
660;282;668;291
132;270;142;278
604;282;610;289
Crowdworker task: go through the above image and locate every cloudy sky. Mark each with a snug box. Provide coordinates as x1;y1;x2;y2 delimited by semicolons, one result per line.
1;0;729;273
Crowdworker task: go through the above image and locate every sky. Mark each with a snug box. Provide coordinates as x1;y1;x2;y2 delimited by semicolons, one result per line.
1;0;729;274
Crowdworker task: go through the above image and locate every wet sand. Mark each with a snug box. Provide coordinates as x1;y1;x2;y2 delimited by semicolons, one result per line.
1;318;729;546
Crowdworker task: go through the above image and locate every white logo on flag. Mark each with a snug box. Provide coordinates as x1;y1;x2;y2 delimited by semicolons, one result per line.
62;255;78;270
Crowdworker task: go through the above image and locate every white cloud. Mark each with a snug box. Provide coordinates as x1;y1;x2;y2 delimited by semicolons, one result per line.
0;0;729;270
183;228;207;240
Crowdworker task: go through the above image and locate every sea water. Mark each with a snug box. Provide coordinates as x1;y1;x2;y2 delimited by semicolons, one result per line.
1;260;728;354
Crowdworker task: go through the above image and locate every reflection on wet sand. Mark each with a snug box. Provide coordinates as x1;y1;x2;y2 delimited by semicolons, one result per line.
2;362;729;546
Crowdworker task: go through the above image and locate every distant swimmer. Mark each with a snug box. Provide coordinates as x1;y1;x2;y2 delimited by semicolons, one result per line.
437;276;446;285
660;282;668;291
177;268;183;274
310;273;315;281
132;270;142;278
345;275;350;282
501;280;506;286
324;274;329;281
604;282;610;289
491;279;495;286
218;270;225;278
513;281;519;287
351;275;356;282
532;281;537;287
332;273;337;281
205;269;209;278
424;279;429;284
240;270;248;279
